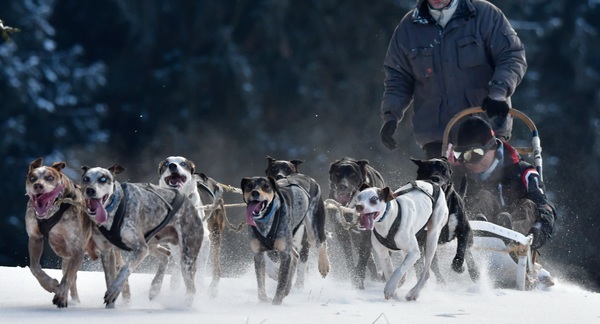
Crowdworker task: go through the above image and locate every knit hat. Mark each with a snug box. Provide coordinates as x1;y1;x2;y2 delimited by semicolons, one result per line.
454;116;495;152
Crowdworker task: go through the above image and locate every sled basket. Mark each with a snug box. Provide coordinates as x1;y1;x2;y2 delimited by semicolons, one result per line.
441;107;542;290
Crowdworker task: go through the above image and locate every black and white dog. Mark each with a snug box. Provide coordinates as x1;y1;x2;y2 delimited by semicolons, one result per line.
354;181;448;301
327;157;384;289
158;156;228;297
411;157;479;282
265;155;303;180
241;175;330;305
81;164;203;307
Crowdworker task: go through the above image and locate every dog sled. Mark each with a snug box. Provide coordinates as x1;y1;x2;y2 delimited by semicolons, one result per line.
442;107;542;290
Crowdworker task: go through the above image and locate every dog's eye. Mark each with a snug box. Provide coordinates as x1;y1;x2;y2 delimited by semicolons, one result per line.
369;196;378;205
29;176;37;183
99;176;107;183
180;162;187;167
46;175;54;181
82;176;90;183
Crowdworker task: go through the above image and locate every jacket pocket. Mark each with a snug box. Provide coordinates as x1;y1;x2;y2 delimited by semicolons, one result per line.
457;36;487;69
407;47;434;80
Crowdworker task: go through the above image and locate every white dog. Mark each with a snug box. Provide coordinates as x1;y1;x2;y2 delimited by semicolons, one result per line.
354;181;448;301
158;156;228;297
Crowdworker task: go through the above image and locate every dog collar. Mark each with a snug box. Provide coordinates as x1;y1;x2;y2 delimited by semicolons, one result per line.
256;196;279;224
104;185;120;213
378;201;391;223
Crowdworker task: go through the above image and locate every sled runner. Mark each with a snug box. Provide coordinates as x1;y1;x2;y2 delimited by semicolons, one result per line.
442;107;541;290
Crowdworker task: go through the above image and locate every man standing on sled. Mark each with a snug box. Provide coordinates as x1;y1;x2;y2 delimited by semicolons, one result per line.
378;0;527;158
453;116;557;286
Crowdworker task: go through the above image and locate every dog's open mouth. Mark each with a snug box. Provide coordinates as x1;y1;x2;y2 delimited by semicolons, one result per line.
358;212;379;231
334;192;352;206
85;194;109;224
164;173;186;188
246;200;268;227
28;184;63;218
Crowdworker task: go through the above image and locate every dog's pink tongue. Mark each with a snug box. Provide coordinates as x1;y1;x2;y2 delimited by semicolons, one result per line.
90;199;108;224
30;184;63;216
359;213;374;231
246;202;262;227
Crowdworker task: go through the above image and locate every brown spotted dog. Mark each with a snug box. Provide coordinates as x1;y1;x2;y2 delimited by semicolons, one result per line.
25;158;92;308
81;164;203;308
241;175;330;305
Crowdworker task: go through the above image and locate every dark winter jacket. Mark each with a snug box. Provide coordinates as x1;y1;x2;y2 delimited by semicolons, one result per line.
380;0;527;147
459;140;556;236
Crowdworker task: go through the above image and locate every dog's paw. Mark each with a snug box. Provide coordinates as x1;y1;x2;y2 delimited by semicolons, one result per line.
405;292;418;301
383;282;397;300
52;294;68;308
452;257;465;273
104;287;122;306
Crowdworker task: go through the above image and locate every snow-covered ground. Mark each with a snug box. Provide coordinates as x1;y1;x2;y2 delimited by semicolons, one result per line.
2;238;598;324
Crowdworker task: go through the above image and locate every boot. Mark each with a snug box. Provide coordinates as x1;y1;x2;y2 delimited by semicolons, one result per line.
495;212;513;230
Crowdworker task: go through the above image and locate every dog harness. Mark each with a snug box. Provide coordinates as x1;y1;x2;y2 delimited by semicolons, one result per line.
97;183;185;251
373;181;441;251
36;190;75;238
251;187;306;251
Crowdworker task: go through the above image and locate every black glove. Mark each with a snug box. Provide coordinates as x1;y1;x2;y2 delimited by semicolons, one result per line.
528;222;546;250
380;119;397;150
481;97;509;119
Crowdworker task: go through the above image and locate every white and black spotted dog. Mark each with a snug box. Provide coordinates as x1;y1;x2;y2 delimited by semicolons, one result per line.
158;156;227;297
354;181;448;301
81;164;203;308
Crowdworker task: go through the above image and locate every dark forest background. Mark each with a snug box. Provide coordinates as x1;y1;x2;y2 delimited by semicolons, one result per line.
1;1;599;290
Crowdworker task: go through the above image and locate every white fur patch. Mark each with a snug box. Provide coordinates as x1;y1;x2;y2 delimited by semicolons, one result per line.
447;213;459;240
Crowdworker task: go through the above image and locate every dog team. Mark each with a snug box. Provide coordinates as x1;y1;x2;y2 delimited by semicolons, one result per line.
25;154;487;308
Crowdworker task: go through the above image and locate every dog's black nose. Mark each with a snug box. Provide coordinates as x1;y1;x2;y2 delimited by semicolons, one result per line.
85;187;96;197
33;183;43;191
168;163;178;171
355;204;364;213
251;190;260;199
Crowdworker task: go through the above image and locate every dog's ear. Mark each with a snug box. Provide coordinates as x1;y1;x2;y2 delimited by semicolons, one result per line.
241;177;251;192
328;160;340;179
359;182;370;191
81;165;90;174
29;158;43;172
356;160;370;179
290;159;304;169
198;172;209;181
50;161;67;172
187;159;196;174
108;164;126;175
267;176;279;191
158;160;167;177
265;155;275;164
382;187;395;202
410;157;423;166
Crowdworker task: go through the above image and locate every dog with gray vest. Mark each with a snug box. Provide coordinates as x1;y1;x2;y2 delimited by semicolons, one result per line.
241;174;330;305
80;164;203;308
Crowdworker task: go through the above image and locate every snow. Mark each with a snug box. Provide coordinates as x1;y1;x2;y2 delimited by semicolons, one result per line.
3;238;599;324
